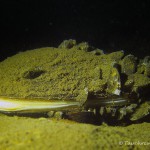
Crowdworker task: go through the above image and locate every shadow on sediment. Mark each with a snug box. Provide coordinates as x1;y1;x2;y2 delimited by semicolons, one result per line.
1;111;149;126
64;112;150;126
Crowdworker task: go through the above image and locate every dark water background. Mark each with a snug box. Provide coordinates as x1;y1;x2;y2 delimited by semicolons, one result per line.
0;0;150;61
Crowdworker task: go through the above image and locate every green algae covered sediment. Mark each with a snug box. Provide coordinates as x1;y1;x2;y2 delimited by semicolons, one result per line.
0;46;118;101
0;114;150;150
0;44;149;103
